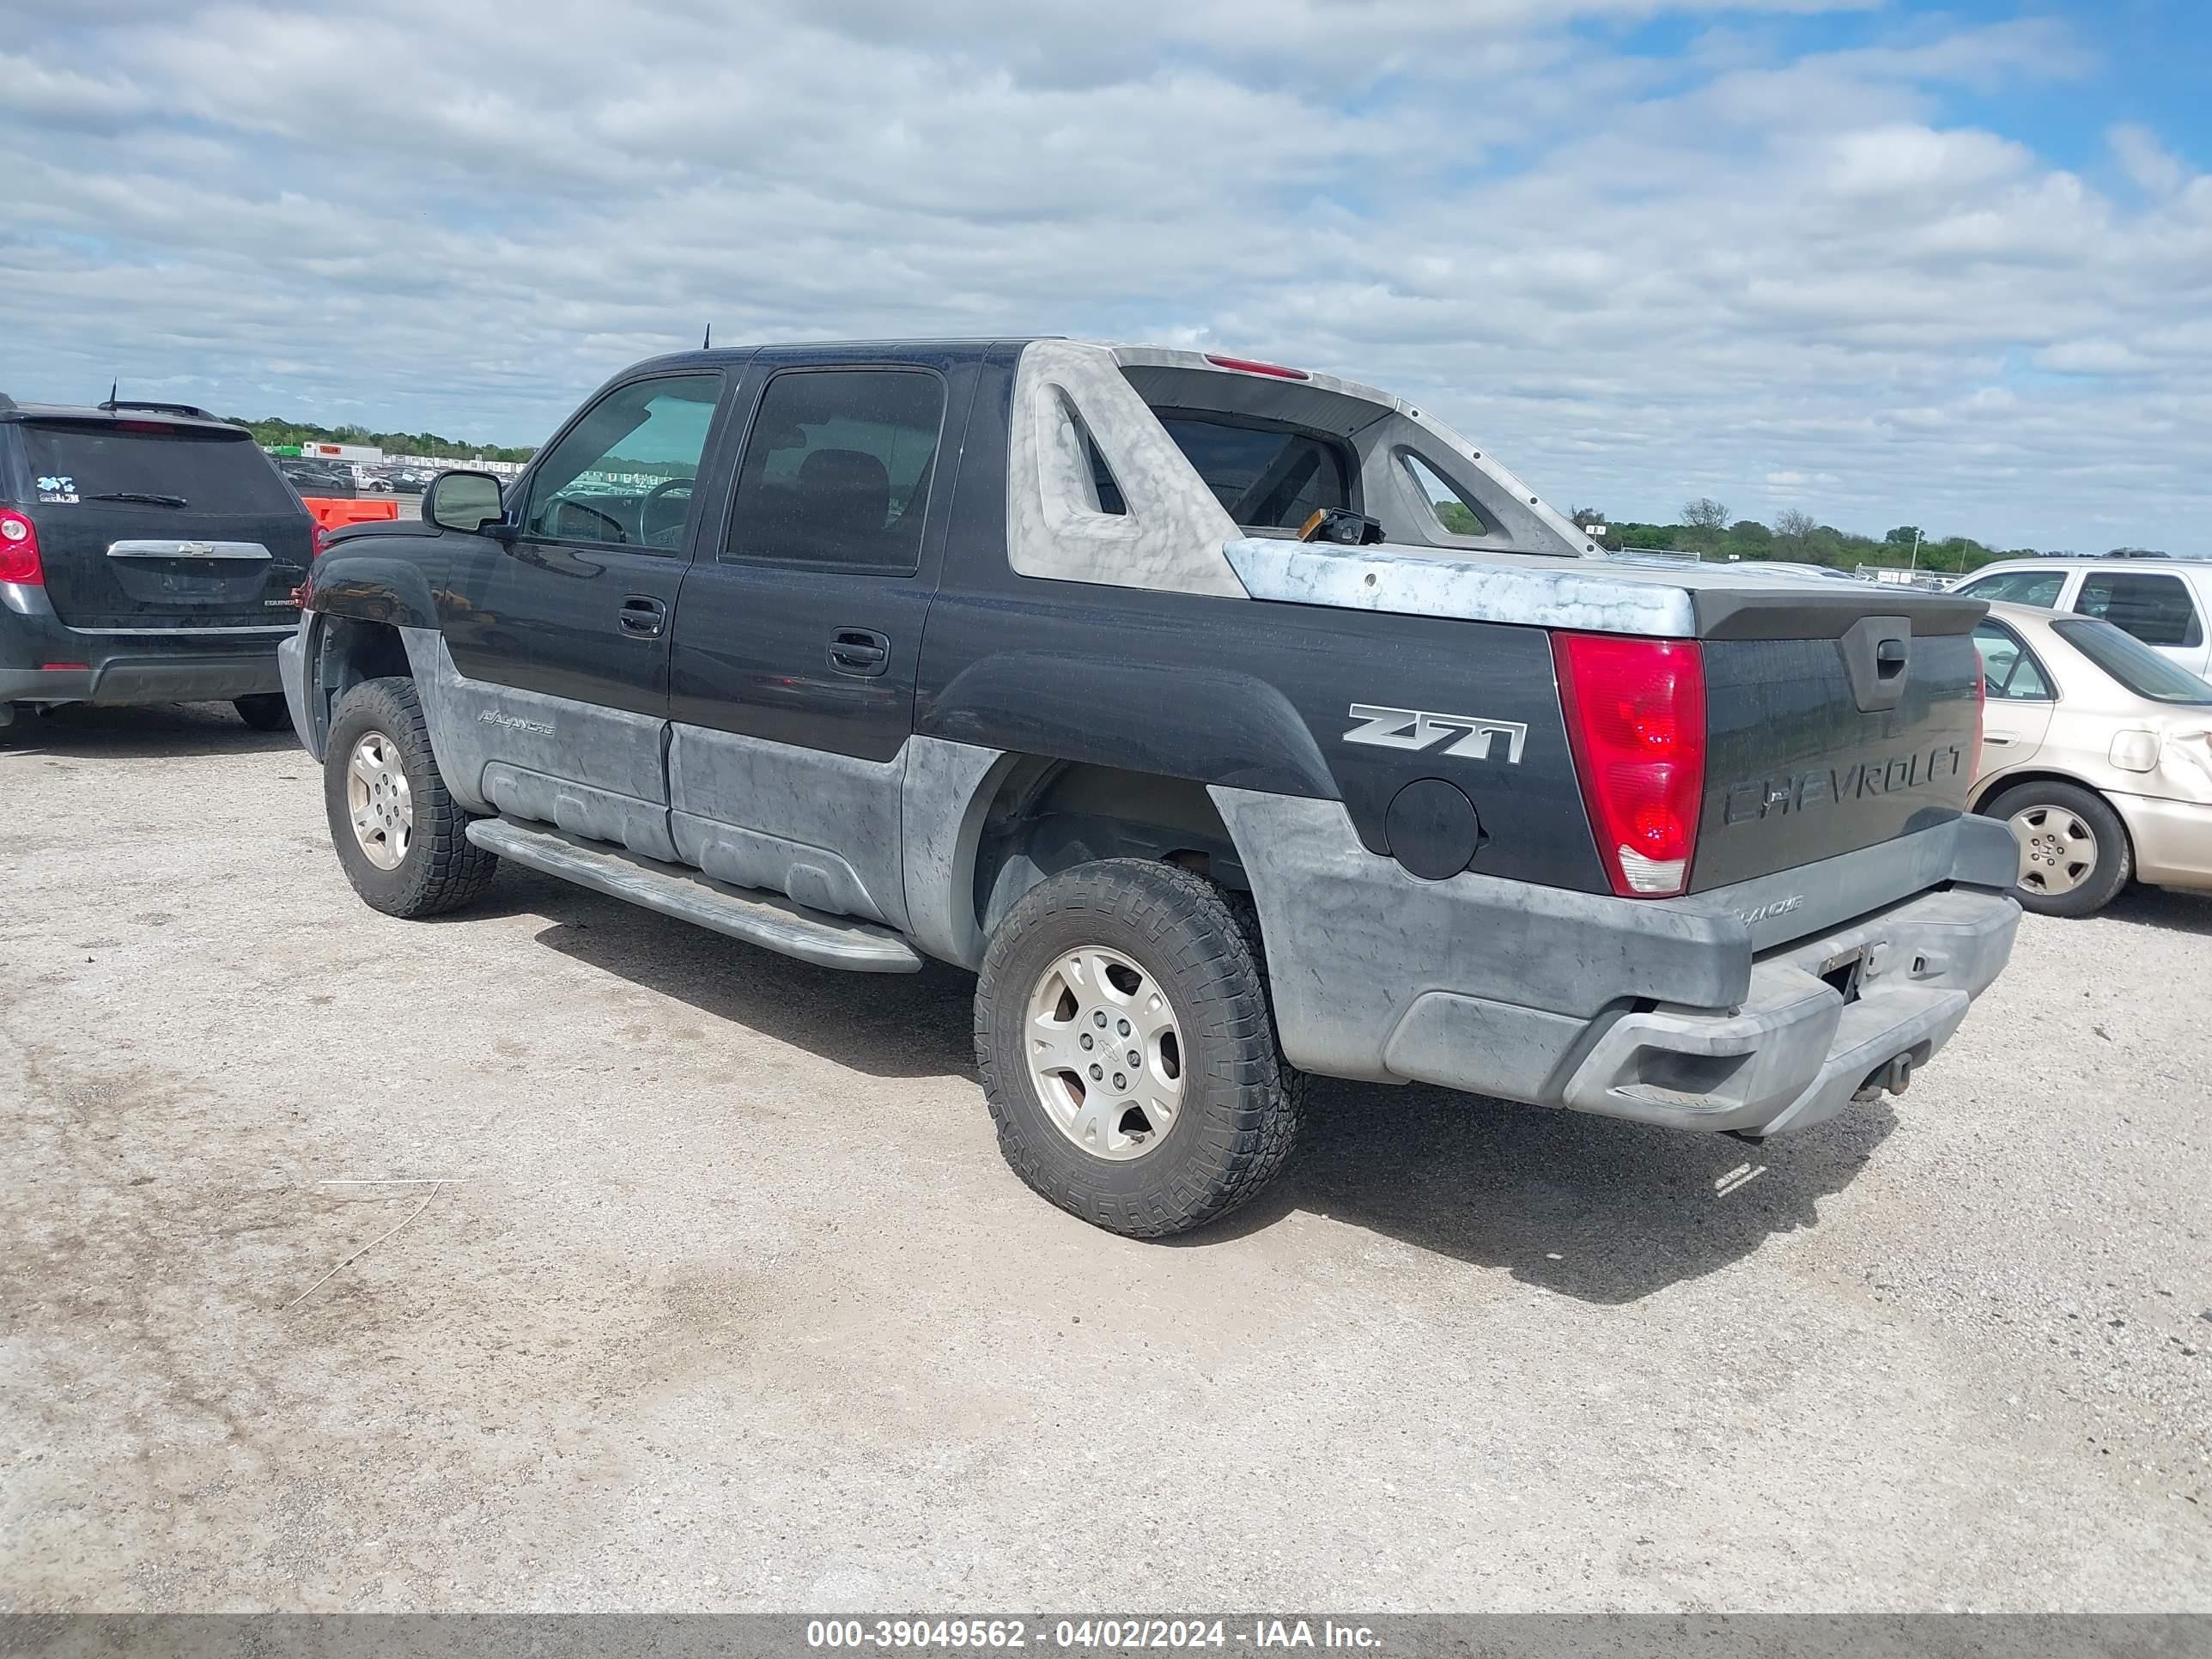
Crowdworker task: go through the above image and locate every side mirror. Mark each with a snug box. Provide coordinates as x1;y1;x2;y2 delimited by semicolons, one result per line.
425;471;507;535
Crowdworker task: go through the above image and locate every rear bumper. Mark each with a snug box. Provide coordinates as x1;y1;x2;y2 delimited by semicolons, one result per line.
2109;791;2212;892
1213;787;2021;1139
1553;886;2016;1135
1;580;287;706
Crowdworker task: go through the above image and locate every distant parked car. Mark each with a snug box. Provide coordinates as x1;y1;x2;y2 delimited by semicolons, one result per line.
389;468;436;494
276;456;356;500
1953;556;2212;678
1;392;313;732
1972;601;2212;916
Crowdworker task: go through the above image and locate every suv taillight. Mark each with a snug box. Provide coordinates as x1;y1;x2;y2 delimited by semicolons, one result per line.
1553;632;1707;898
0;509;43;585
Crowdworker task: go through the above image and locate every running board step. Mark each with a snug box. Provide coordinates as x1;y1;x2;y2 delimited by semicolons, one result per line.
465;817;924;974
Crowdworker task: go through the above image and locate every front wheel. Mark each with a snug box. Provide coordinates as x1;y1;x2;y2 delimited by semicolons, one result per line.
323;677;497;918
975;859;1302;1238
1984;780;2131;917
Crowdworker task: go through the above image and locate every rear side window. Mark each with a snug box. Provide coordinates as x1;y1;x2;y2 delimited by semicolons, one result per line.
1156;415;1350;532
1958;568;2067;608
2051;617;2212;704
19;422;296;514
1400;451;1490;537
1972;621;2054;701
722;369;945;573
2074;571;2203;648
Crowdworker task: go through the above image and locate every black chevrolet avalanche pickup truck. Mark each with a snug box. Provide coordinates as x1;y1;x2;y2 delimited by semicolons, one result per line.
1;393;312;731
281;339;2021;1237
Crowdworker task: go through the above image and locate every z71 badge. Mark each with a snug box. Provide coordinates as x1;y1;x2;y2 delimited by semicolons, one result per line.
1344;702;1528;764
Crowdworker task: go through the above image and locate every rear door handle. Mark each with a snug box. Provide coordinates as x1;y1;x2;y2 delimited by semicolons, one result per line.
618;595;666;639
828;628;890;678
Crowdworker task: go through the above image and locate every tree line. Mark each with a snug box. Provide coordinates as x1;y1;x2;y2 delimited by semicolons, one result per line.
224;415;538;465
1577;498;2154;574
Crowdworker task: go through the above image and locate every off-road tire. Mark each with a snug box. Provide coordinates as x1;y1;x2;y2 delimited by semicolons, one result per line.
324;676;497;918
234;693;292;732
1984;779;2131;918
975;858;1302;1237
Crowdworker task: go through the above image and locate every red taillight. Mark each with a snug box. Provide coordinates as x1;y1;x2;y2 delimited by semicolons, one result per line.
1204;353;1310;381
1553;632;1708;898
0;509;44;585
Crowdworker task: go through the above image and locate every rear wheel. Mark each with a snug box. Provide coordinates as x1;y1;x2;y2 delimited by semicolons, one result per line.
1985;780;2130;918
324;677;496;918
234;693;292;732
975;859;1301;1237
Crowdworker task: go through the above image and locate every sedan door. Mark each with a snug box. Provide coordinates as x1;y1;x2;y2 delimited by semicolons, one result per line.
1971;619;2056;787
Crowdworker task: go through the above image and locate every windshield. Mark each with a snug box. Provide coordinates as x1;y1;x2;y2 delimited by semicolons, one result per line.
2051;617;2212;705
21;422;296;513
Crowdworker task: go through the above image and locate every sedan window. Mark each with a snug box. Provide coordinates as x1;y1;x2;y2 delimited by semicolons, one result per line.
2051;617;2212;705
1972;622;2054;701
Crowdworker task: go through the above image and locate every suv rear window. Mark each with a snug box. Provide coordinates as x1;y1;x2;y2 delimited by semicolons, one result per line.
1155;415;1351;532
21;422;296;514
2051;617;2212;704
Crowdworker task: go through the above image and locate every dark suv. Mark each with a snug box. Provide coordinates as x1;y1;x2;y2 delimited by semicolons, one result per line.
1;394;314;732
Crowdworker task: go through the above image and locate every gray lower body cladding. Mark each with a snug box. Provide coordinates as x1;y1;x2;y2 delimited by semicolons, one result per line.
1213;787;2020;1137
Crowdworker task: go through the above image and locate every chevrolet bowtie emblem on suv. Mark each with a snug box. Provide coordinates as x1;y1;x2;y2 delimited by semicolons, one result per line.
1344;703;1528;764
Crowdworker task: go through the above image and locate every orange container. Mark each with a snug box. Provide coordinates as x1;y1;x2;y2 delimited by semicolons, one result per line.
303;497;400;533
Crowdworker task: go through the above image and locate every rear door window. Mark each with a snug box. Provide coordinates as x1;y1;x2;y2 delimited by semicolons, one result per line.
721;368;946;573
1956;568;2068;608
2073;571;2203;648
20;422;296;514
1156;415;1351;532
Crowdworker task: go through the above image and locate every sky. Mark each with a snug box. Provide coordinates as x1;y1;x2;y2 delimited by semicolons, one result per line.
1;0;2206;552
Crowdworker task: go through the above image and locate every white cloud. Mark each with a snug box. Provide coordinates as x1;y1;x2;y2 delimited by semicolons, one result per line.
0;1;2204;551
2110;122;2185;197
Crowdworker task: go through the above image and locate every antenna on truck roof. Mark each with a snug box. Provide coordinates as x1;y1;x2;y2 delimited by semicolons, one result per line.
702;324;712;349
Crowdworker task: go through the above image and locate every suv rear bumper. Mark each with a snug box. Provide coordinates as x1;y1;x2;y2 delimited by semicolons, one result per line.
1212;787;2021;1138
2;580;287;706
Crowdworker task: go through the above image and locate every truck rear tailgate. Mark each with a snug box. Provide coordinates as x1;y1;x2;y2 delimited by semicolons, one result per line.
1692;627;1982;890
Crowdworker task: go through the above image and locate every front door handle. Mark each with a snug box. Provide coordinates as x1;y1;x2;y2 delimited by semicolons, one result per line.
828;628;890;678
1984;732;2018;746
618;594;666;639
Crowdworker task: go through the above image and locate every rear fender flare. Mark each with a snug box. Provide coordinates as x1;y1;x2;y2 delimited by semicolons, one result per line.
923;653;1337;798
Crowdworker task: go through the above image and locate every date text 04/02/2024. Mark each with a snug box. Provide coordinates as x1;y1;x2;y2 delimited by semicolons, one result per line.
804;1619;1382;1650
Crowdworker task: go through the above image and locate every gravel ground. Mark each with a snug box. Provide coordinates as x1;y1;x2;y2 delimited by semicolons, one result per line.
2;702;2208;1612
